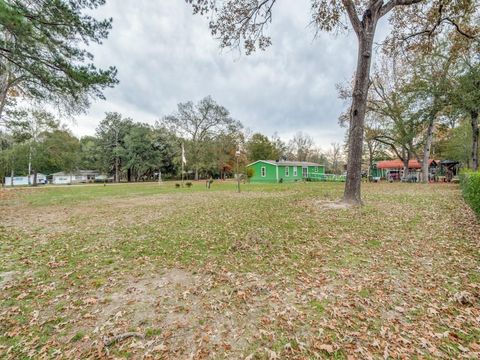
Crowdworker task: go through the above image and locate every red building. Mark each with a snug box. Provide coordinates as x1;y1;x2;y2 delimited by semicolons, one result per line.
374;159;438;181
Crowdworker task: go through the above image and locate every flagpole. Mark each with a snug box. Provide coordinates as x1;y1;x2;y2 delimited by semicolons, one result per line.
181;143;185;187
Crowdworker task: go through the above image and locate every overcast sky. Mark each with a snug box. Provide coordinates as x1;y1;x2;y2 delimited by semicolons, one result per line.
71;1;387;150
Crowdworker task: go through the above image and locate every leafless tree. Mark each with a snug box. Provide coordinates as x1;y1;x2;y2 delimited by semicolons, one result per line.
287;131;315;161
162;96;241;180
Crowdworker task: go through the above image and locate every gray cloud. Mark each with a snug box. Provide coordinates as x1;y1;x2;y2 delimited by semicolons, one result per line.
72;0;388;150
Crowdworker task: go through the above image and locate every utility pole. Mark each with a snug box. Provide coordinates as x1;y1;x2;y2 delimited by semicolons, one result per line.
235;146;241;193
181;143;186;187
114;126;119;183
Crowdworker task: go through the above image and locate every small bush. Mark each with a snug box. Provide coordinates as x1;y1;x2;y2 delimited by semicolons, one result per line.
460;171;480;216
185;182;193;188
175;183;181;188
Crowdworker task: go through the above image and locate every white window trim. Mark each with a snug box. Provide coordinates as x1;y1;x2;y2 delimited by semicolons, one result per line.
285;166;289;176
261;166;266;177
293;167;297;177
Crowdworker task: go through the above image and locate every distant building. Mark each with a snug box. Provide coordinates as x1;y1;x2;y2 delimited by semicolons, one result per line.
246;160;326;183
371;159;438;181
4;174;47;186
51;170;99;185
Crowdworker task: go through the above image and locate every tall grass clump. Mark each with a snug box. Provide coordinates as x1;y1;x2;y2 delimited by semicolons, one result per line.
460;171;480;216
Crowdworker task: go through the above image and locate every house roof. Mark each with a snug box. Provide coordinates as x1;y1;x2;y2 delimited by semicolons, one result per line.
51;170;99;176
376;159;437;170
247;160;325;167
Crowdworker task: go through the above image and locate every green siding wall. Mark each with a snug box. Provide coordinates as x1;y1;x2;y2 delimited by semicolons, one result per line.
248;161;278;183
248;162;325;183
278;165;302;183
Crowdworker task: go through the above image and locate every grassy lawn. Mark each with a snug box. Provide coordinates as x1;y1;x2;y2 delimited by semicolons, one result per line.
1;181;479;359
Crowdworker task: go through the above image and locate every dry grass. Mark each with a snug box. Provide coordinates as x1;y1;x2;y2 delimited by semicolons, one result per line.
0;181;479;359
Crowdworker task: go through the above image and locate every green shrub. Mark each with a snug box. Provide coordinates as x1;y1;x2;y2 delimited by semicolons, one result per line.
460;171;480;216
185;182;193;188
246;167;254;180
175;183;181;188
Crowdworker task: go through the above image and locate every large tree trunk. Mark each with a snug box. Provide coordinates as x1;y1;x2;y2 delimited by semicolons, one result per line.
421;115;435;183
0;55;12;123
402;148;410;181
471;110;479;171
0;79;9;122
195;167;199;181
344;30;375;204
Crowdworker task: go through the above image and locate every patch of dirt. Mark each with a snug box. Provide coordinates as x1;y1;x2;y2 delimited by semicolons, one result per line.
309;199;355;210
0;271;18;289
0;189;17;201
65;268;288;358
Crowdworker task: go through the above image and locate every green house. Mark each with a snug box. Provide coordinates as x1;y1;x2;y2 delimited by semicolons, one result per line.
246;160;325;183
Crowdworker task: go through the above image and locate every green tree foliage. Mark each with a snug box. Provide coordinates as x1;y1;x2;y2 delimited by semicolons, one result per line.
95;114;179;182
6;108;59;183
460;171;480;217
450;61;480;169
209;130;244;179
436;118;472;166
368;63;425;175
246;133;278;162
0;133;28;182
79;136;100;170
122;124;162;181
95;112;133;182
0;0;118;119
36;129;80;174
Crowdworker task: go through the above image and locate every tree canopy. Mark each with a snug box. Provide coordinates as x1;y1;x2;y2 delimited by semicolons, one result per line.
187;0;479;203
0;0;118;120
161;96;242;180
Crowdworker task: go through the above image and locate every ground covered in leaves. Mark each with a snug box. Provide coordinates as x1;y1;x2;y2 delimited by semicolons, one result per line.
1;181;479;359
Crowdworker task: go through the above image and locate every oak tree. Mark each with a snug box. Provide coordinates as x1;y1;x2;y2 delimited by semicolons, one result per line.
187;0;477;203
451;60;480;170
162;96;241;180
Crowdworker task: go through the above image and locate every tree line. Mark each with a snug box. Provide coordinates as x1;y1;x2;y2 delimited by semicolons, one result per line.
0;95;349;184
352;30;479;182
1;1;478;203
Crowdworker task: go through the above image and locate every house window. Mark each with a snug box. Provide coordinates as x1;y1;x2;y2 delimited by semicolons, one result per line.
285;166;289;176
293;167;297;176
261;166;266;177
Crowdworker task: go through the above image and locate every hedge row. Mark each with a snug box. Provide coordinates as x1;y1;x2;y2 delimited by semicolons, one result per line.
460;171;480;216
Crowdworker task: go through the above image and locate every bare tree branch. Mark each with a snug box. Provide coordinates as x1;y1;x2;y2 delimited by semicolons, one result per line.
379;0;424;18
341;0;362;35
